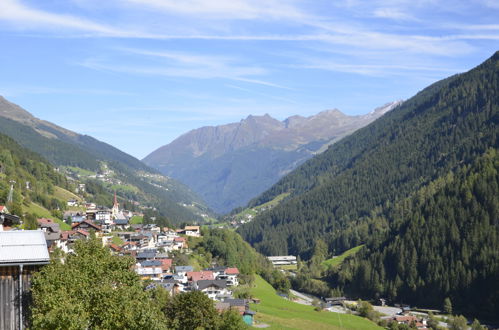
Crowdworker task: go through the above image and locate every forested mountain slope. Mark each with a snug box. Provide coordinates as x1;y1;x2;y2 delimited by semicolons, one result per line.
238;51;499;257
144;102;399;213
336;149;498;320
0;132;70;223
0;97;209;223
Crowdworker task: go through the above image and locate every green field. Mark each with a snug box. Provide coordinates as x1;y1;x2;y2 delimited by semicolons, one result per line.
53;186;82;202
233;193;290;221
130;216;143;224
26;202;71;230
249;275;380;329
62;166;96;177
322;245;364;269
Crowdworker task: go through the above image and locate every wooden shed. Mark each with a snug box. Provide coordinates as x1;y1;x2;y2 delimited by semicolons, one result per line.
0;231;49;330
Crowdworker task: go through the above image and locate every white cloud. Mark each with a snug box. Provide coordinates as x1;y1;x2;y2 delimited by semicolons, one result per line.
373;7;416;21
0;0;122;35
124;0;307;21
77;51;289;89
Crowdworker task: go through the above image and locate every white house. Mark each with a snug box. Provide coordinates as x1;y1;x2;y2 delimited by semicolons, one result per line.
195;280;231;301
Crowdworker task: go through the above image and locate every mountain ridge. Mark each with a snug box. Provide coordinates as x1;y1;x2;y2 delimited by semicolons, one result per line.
143;101;401;213
237;51;498;256
0;96;210;223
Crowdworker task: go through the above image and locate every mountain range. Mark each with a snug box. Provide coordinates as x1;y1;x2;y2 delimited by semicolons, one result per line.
143;101;401;213
237;51;499;319
0;96;209;223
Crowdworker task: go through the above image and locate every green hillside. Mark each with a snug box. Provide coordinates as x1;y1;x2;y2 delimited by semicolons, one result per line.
0;133;71;227
336;149;499;320
0;101;210;224
238;51;499;257
250;275;380;330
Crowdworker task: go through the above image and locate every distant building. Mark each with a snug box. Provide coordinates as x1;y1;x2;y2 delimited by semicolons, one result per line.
178;225;201;237
267;256;297;266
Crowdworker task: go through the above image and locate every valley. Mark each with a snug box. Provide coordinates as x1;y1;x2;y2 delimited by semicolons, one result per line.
0;13;497;328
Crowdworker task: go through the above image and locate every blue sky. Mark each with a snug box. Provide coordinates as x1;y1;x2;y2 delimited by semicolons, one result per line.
0;0;497;158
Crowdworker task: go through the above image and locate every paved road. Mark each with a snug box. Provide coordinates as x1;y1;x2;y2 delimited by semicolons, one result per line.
289;289;315;305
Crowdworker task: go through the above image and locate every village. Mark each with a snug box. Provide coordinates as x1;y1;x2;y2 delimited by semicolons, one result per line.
0;198;472;330
0;194;256;328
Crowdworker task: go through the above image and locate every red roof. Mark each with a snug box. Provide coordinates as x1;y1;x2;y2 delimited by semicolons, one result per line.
109;243;122;251
225;267;239;275
75;229;90;237
61;230;74;240
160;259;173;271
0;205;7;212
395;315;418;323
71;220;101;231
187;271;214;282
174;237;186;242
37;218;55;225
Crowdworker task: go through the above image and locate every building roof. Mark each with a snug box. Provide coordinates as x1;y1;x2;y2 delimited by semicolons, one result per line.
188;271;214;282
109;243;122;251
37;218;55;225
0;205;7;213
175;265;193;273
114;219;129;225
196;280;227;290
184;226;200;231
225;267;240;275
72;220;101;231
140;260;162;267
0;230;50;265
137;251;156;259
215;302;231;312
160;259;173;271
224;298;247;307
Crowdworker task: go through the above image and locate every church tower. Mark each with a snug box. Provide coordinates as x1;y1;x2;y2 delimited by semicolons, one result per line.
111;191;119;219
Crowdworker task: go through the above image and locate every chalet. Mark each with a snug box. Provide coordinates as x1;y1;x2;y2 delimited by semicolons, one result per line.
217;267;240;286
173;236;188;250
36;218;61;248
195;280;230;300
187;270;214;283
61;229;90;245
0;205;9;214
179;225;201;237
0;231;50;330
72;220;101;232
135;260;163;279
129;234;150;249
175;266;194;284
0;213;20;231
